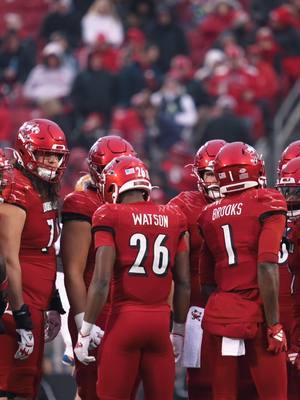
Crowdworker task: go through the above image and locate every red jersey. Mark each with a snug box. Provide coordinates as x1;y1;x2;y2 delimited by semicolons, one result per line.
168;190;208;305
62;185;102;287
277;219;296;331
92;201;187;310
199;188;287;293
286;218;300;327
4;168;60;310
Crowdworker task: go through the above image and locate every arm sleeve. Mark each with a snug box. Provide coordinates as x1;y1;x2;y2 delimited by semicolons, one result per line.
92;205;115;250
258;214;286;264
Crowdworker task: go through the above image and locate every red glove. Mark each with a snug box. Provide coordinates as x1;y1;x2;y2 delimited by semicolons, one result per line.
267;324;287;354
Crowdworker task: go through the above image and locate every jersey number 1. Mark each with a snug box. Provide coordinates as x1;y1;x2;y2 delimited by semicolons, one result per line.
128;233;169;276
221;224;237;266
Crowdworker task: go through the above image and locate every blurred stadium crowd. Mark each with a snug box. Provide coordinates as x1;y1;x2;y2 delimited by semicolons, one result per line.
1;0;300;202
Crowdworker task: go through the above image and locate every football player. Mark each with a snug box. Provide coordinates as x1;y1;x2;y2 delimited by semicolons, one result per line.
277;149;300;398
168;139;226;400
199;142;288;399
61;136;136;400
74;156;190;400
278;157;300;382
0;119;69;399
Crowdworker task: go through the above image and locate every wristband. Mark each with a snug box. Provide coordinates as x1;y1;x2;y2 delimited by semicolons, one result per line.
81;320;93;336
13;304;33;330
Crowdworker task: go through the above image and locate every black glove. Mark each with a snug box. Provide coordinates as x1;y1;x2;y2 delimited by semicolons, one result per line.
48;289;66;315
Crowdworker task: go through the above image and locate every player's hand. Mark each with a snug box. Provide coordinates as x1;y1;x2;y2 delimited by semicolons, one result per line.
15;328;34;360
170;322;185;363
267;323;287;354
13;304;34;360
74;332;96;365
89;324;104;350
44;310;61;343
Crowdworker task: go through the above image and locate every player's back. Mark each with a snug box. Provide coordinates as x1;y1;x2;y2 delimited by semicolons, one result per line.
93;201;187;310
199;187;286;292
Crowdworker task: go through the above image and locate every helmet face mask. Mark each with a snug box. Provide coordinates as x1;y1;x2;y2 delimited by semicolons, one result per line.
87;136;136;186
193;139;226;199
15;119;69;183
34;150;67;181
196;168;221;199
101;156;152;204
214;142;266;194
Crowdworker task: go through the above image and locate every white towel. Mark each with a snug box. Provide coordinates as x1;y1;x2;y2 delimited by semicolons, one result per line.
221;337;245;356
182;306;204;368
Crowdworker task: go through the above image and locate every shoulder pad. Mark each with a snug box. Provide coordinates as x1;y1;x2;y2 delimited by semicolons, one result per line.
62;189;101;218
92;203;115;228
3;169;31;210
257;188;287;211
